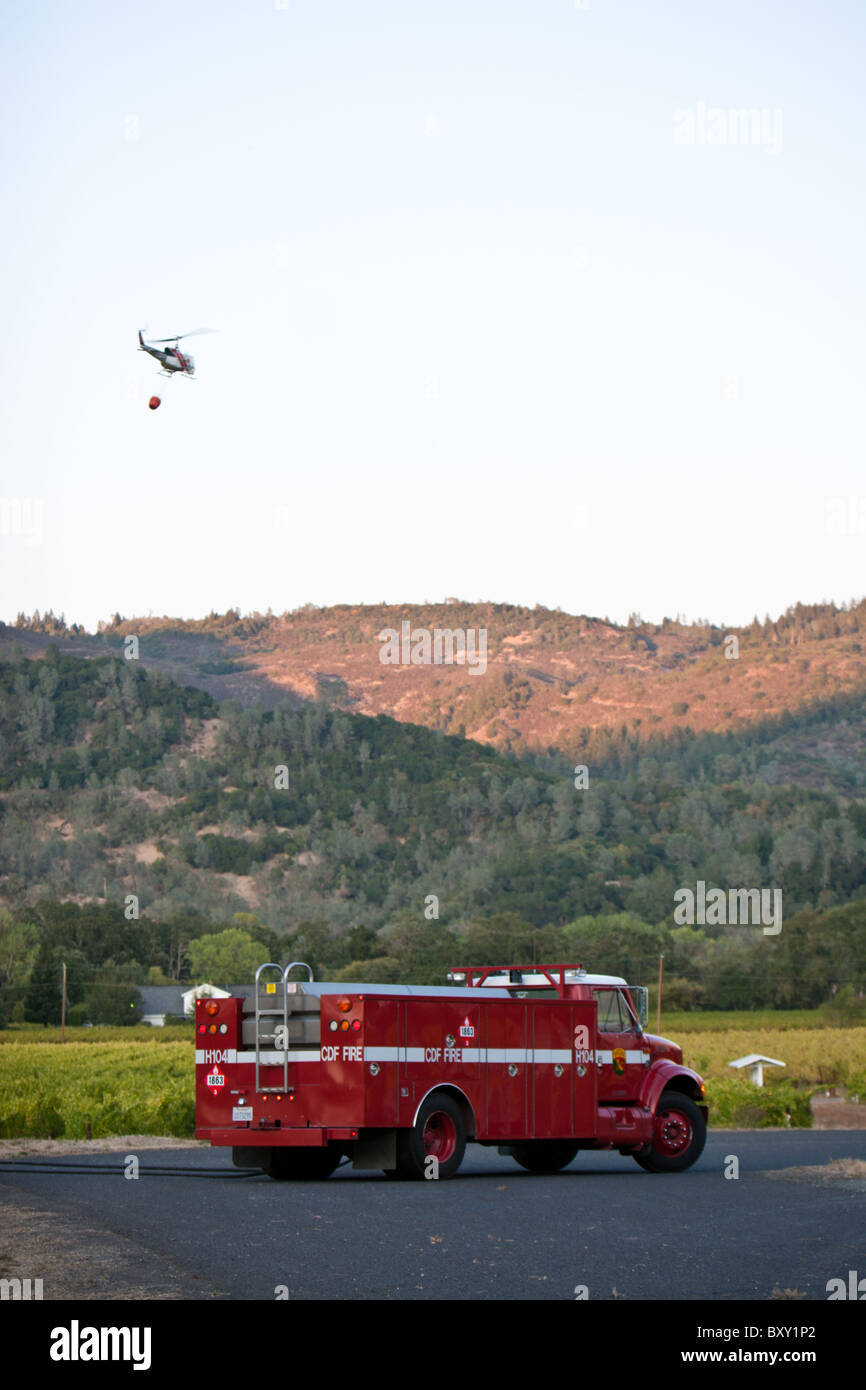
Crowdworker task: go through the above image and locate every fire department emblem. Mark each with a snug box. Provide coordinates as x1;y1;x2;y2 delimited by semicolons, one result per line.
459;1016;475;1039
612;1048;626;1075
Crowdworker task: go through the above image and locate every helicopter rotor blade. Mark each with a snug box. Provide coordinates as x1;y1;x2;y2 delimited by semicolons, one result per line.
150;328;216;343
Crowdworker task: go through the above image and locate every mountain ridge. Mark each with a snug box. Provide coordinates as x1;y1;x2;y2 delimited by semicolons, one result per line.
4;596;865;758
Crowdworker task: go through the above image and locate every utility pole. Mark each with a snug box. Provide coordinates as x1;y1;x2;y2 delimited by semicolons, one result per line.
656;954;664;1034
61;962;67;1043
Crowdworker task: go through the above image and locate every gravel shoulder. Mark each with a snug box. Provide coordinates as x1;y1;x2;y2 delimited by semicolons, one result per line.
0;1183;227;1300
0;1135;207;1159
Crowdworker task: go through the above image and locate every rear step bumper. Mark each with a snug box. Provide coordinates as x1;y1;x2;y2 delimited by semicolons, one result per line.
197;1127;358;1147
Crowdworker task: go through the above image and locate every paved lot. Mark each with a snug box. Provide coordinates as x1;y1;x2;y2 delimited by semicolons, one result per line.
1;1130;864;1301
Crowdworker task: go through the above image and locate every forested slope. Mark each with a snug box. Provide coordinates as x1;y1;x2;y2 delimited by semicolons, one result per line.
1;647;866;1021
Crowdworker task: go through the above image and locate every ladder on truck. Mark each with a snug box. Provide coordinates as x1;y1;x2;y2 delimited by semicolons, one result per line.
249;962;319;1093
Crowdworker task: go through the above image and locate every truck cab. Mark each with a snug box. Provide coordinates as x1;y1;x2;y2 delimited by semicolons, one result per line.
452;964;708;1172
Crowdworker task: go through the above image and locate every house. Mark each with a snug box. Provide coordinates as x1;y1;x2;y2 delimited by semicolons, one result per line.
137;986;188;1027
137;982;251;1025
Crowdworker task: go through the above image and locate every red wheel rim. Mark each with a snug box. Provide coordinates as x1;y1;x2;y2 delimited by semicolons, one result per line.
654;1104;693;1156
422;1110;457;1163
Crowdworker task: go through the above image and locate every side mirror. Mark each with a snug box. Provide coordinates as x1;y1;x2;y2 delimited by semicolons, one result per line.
628;985;649;1030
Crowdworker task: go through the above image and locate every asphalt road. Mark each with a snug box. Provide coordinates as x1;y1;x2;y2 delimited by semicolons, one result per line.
1;1130;864;1301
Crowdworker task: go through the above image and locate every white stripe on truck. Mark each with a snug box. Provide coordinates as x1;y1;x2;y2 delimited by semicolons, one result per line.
197;1047;651;1067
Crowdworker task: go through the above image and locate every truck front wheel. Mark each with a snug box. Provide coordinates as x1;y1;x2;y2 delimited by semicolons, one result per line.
633;1093;706;1173
264;1146;343;1181
510;1141;579;1173
391;1093;466;1180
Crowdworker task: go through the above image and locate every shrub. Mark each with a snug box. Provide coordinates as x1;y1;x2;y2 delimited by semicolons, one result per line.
706;1076;813;1127
331;955;403;982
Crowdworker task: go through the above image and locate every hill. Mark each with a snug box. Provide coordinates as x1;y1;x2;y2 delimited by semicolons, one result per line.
1;643;865;921
4;597;866;759
1;646;866;1022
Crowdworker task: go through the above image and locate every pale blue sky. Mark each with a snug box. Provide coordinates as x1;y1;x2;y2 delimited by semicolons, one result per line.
2;1;864;632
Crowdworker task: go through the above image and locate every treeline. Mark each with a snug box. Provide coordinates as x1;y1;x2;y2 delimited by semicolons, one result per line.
3;899;865;1028
0;900;284;1027
10;594;866;647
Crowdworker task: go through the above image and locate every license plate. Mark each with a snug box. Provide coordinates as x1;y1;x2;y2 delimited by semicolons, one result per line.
232;1107;253;1122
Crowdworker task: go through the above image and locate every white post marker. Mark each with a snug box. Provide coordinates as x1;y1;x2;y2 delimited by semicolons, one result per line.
728;1053;786;1087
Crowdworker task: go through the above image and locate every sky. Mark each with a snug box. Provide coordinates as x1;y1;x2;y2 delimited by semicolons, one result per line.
2;0;865;633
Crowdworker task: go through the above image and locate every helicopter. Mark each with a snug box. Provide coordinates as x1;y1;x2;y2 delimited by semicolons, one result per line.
137;328;212;377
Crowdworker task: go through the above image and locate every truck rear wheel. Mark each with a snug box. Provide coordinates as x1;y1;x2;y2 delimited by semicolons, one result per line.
392;1092;466;1180
264;1146;343;1181
633;1093;706;1173
510;1141;579;1173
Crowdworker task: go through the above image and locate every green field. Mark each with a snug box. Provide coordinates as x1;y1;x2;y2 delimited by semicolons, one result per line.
0;1024;192;1045
2;1014;864;1138
677;1026;866;1127
657;1009;842;1033
0;1042;194;1138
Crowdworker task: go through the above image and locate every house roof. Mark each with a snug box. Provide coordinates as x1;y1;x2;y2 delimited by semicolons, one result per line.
137;986;187;1015
136;984;253;1015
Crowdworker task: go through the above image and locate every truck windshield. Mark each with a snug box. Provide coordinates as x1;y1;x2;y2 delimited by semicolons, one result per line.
593;988;639;1032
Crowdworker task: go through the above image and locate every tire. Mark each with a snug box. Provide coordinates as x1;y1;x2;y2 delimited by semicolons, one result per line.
393;1092;467;1180
633;1093;706;1173
264;1146;343;1181
510;1140;580;1174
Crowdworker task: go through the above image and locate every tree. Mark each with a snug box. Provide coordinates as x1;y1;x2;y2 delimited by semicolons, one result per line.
0;911;39;1025
24;942;64;1025
84;962;143;1025
344;924;380;961
460;912;549;965
187;929;265;986
332;955;402;983
560;912;664;981
378;911;458;984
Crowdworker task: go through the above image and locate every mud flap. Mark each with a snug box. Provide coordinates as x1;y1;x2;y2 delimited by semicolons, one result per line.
352;1131;397;1170
232;1146;271;1169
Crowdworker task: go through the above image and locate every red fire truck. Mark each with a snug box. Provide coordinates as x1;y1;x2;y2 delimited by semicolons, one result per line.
195;962;707;1180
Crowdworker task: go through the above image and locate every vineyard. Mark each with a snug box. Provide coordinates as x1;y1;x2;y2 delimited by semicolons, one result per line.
677;1026;866;1127
0;1025;191;1045
1;1023;865;1138
0;1042;194;1139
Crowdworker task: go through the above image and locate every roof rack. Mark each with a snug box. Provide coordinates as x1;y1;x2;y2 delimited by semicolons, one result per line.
446;964;586;997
